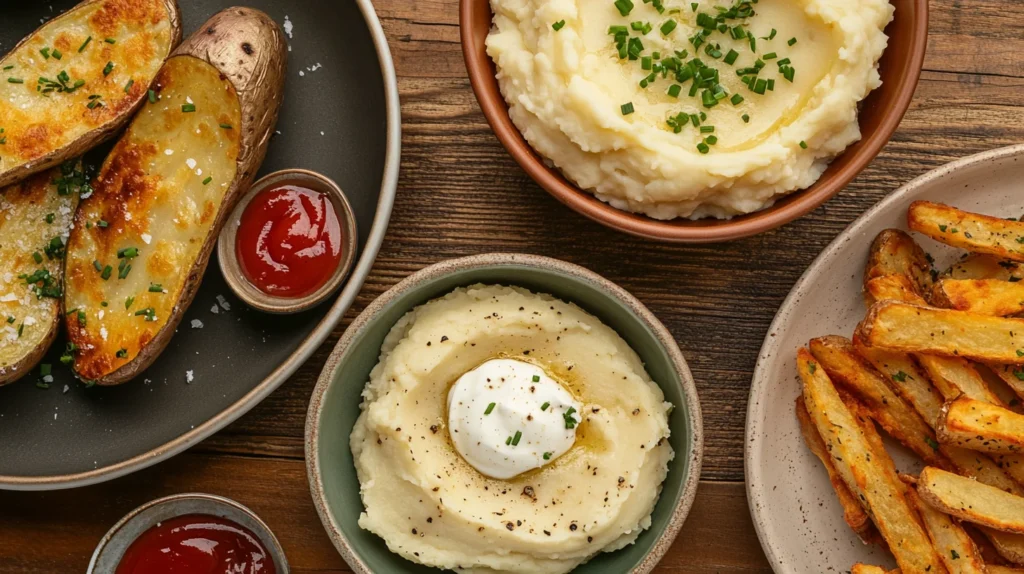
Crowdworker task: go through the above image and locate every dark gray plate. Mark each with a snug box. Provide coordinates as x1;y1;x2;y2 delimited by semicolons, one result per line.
0;0;400;490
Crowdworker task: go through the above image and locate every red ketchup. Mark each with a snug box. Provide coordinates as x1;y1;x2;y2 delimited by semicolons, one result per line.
236;184;343;298
115;514;275;574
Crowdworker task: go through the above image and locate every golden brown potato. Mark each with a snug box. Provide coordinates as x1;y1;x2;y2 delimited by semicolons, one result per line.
932;279;1024;317
947;254;1024;282
903;476;988;574
857;301;1024;365
62;8;286;384
809;336;951;469
796;397;879;544
865;229;935;302
0;163;82;385
909;201;1024;262
918;467;1024;535
937;397;1024;455
799;348;944;573
0;0;181;188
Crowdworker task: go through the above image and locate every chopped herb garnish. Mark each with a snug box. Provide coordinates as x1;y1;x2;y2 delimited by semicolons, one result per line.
202;176;213;185
808;361;816;374
543;452;553;460
97;219;108;228
614;0;634;17
123;79;134;93
105;38;116;44
6;316;14;324
799;140;808;149
117;246;139;259
660;19;677;35
148;89;157;104
41;47;51;59
950;550;959;560
103;61;114;76
45;213;55;224
52;49;62;60
742;113;750;123
925;436;940;451
620;102;634;115
552;20;566;31
511;430;523;446
563;406;578;429
32;251;43;264
148;283;164;293
181;103;196;113
115;348;128;358
541;402;551;411
485;402;496;415
506;436;512;445
125;296;135;309
788;37;797;46
219;123;233;129
8;77;24;84
79;36;92;52
101;265;112;280
117;260;132;280
939;224;948;232
135;307;157;321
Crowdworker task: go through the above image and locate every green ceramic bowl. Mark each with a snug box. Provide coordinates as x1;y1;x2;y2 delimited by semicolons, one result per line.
305;253;703;573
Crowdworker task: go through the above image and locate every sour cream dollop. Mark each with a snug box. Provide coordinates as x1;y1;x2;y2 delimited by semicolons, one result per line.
447;358;581;479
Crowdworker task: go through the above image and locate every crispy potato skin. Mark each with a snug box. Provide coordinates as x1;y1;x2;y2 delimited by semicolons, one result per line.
932;278;1024;317
0;166;80;385
0;0;181;188
904;479;988;574
909;201;1024;262
938;397;1024;455
63;8;286;384
865;229;935;303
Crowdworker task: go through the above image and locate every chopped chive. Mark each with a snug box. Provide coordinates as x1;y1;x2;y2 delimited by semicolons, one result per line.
105;38;116;44
181;103;196;113
799;140;808;149
52;49;62;60
753;78;767;94
45;213;55;224
115;348;128;358
620;102;634;115
148;89;157;104
723;49;739;66
700;125;715;133
125;296;134;309
5;316;13;324
118;263;131;280
614;0;634;16
101;301;108;307
543;452;553;460
641;56;652;70
148;283;164;293
485;402;496;415
8;78;24;84
541;402;550;411
552;20;566;31
32;251;43;264
660;19;677;35
697;142;710;154
103;61;114;76
731;93;744;105
79;36;92;52
788;37;797;46
97;219;109;228
763;52;777;60
93;260;103;272
40;47;51;59
506;436;512;445
100;265;112;280
706;135;718;145
777;58;791;66
202;176;213;185
117;247;138;258
123;79;134;93
511;430;522;446
532;375;540;382
17;323;24;337
667;84;681;98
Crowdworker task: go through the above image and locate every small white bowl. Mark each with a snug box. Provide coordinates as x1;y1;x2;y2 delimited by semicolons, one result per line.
87;492;289;573
218;169;358;314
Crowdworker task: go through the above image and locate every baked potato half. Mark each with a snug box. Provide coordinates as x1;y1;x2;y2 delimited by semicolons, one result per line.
0;0;181;189
0;162;84;385
63;8;287;385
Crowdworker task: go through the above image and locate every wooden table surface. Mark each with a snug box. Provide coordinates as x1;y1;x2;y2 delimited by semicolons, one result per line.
3;0;1024;572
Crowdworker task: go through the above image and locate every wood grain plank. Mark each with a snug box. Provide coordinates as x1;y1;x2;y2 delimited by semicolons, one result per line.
0;454;768;573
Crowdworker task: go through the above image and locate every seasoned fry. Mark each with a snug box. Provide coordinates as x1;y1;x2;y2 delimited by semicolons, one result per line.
980;526;1024;566
918;467;1024;535
865;229;935;299
963;522;1012;565
938;397;1024;455
988;566;1024;573
799;349;944;572
903;478;988;574
947;254;1024;282
920;356;1009;407
810;336;951;468
796;397;879;544
932;279;1024;317
988;364;1024;402
908;201;1024;262
857;301;1024;364
851;565;890;574
866;274;930;306
855;338;945;424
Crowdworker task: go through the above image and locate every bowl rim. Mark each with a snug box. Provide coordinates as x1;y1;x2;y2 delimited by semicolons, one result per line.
459;0;929;243
304;252;704;573
86;492;289;573
0;0;401;491
217;168;360;314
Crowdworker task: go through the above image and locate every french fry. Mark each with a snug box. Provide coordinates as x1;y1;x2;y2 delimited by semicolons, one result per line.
799;349;944;572
947;254;1024;282
980;526;1024;566
932;279;1024;317
937;397;1024;455
908;201;1024;262
866;274;930;306
855;338;946;425
810;336;952;469
918;467;1024;535
857;301;1024;364
903;476;988;574
865;229;935;299
796;397;879;544
851;565;890;574
988;566;1024;573
963;523;1012;565
987;364;1024;402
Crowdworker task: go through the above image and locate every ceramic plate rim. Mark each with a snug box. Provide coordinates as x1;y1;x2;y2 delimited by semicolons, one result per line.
0;0;401;491
304;252;704;574
744;142;1024;572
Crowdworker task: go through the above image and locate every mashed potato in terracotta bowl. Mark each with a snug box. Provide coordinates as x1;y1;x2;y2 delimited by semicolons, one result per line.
485;0;893;219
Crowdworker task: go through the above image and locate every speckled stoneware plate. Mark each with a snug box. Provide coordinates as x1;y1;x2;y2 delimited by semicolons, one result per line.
746;144;1024;572
0;0;400;490
305;253;704;573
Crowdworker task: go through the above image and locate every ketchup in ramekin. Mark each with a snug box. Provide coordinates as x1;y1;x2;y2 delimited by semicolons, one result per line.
235;184;343;298
115;514;275;574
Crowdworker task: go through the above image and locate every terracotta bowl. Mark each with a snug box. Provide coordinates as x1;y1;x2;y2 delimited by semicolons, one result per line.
460;0;928;243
